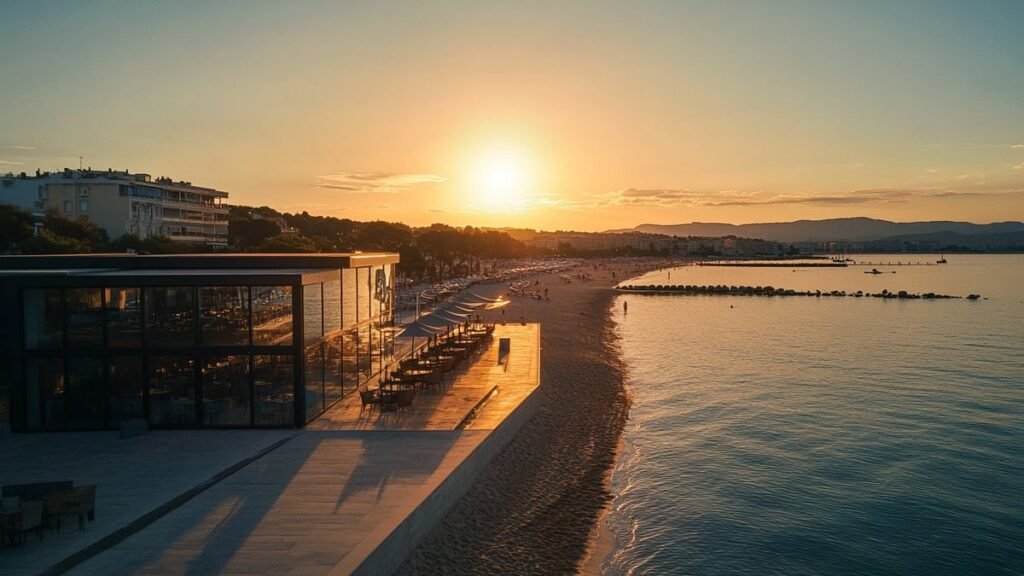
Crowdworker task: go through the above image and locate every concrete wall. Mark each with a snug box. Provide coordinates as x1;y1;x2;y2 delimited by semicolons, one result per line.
336;386;542;576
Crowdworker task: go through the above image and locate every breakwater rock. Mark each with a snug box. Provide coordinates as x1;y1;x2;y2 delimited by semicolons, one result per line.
616;284;981;300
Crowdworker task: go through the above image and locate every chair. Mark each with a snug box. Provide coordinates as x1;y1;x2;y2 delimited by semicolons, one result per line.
45;485;96;532
359;389;380;413
396;389;416;413
64;486;96;531
15;502;44;544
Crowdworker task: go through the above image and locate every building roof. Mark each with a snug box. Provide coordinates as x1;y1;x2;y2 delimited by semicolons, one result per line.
0;253;400;286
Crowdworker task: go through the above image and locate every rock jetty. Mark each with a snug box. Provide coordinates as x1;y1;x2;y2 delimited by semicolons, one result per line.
616;284;981;300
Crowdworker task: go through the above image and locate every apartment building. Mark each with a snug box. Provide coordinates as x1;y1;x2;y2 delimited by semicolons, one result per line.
0;168;229;247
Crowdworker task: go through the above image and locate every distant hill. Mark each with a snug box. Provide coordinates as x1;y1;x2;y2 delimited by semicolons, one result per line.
878;229;1024;249
628;218;1024;242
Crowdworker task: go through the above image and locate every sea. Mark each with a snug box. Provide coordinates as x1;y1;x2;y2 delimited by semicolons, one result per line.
605;254;1024;576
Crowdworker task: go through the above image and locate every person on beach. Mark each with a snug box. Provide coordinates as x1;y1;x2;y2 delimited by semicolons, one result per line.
623;300;628;314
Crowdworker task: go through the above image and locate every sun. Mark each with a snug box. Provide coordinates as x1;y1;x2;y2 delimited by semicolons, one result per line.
469;148;532;209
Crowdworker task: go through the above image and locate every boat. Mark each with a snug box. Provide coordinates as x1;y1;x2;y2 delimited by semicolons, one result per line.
865;268;882;275
937;253;947;264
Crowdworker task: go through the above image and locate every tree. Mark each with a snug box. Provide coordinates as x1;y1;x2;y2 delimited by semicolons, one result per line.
255;234;318;253
21;229;93;254
229;217;281;250
0;205;34;247
41;210;108;251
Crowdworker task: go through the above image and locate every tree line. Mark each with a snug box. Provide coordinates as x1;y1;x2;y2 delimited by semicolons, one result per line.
228;206;545;280
0;204;546;281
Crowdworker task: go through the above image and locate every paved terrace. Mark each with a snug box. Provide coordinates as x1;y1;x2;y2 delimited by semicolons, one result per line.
310;323;540;431
0;324;540;576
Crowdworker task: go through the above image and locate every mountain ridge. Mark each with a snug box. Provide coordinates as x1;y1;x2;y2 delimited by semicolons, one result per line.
622;217;1024;242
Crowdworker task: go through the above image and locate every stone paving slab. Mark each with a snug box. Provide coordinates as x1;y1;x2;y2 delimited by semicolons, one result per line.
0;430;295;576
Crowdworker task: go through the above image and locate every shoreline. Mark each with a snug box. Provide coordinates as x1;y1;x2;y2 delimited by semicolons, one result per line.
397;258;669;575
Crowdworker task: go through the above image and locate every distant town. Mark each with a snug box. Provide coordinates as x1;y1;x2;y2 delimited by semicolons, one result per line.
2;169;1022;274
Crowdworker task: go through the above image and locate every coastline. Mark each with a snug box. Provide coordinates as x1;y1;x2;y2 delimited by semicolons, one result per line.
396;258;668;575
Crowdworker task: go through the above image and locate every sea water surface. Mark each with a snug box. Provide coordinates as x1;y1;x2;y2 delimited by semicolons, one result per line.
606;255;1024;575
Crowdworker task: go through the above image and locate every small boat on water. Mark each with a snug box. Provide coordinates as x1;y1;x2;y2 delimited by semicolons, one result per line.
937;253;948;264
866;268;883;275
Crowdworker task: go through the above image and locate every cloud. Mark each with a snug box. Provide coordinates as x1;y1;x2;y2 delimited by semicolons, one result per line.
0;159;24;165
1012;144;1024;149
2;145;35;151
317;172;446;193
1014;162;1024;170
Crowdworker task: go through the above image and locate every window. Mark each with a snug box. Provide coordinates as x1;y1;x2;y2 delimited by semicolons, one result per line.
23;289;63;349
200;286;250;346
145;287;195;347
303;283;324;421
25;358;65;431
105;288;142;347
79;200;89;213
63;200;72;213
148;357;196;427
109;357;144;425
252;286;292;345
324;279;344;404
254;355;293;426
65;288;103;346
67;358;104;430
201;356;250;426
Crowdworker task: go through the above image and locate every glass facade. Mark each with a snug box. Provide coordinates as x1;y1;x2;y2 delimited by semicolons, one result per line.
253;286;292;345
254;355;293;426
303;283;324;422
13;260;397;432
106;288;142;348
149;357;196;427
200;287;250;346
108;356;144;424
66;289;103;346
201;355;250;426
146;287;195;347
23;289;62;349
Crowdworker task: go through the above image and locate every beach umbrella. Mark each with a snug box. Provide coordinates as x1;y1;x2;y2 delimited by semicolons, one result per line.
433;308;470;323
452;291;499;304
448;300;487;311
420;312;464;339
453;292;510;311
397;320;445;356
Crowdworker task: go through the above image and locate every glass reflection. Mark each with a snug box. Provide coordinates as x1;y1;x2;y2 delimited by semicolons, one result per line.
66;288;103;346
254;355;293;426
109;356;144;425
201;355;251;426
23;289;62;349
67;357;104;429
25;358;64;431
149;357;196;426
106;288;141;347
304;343;324;422
201;287;250;346
253;286;292;345
146;288;195;347
325;333;344;404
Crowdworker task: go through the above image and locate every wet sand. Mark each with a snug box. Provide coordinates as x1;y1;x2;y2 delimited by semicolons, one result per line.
397;258;669;575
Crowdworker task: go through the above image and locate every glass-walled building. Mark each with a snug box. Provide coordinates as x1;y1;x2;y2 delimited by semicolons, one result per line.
0;253;398;432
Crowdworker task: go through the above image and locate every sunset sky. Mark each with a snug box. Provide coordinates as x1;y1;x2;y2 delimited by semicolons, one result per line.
2;1;1024;231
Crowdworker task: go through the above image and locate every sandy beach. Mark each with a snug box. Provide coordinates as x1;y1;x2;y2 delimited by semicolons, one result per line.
397;258;670;575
